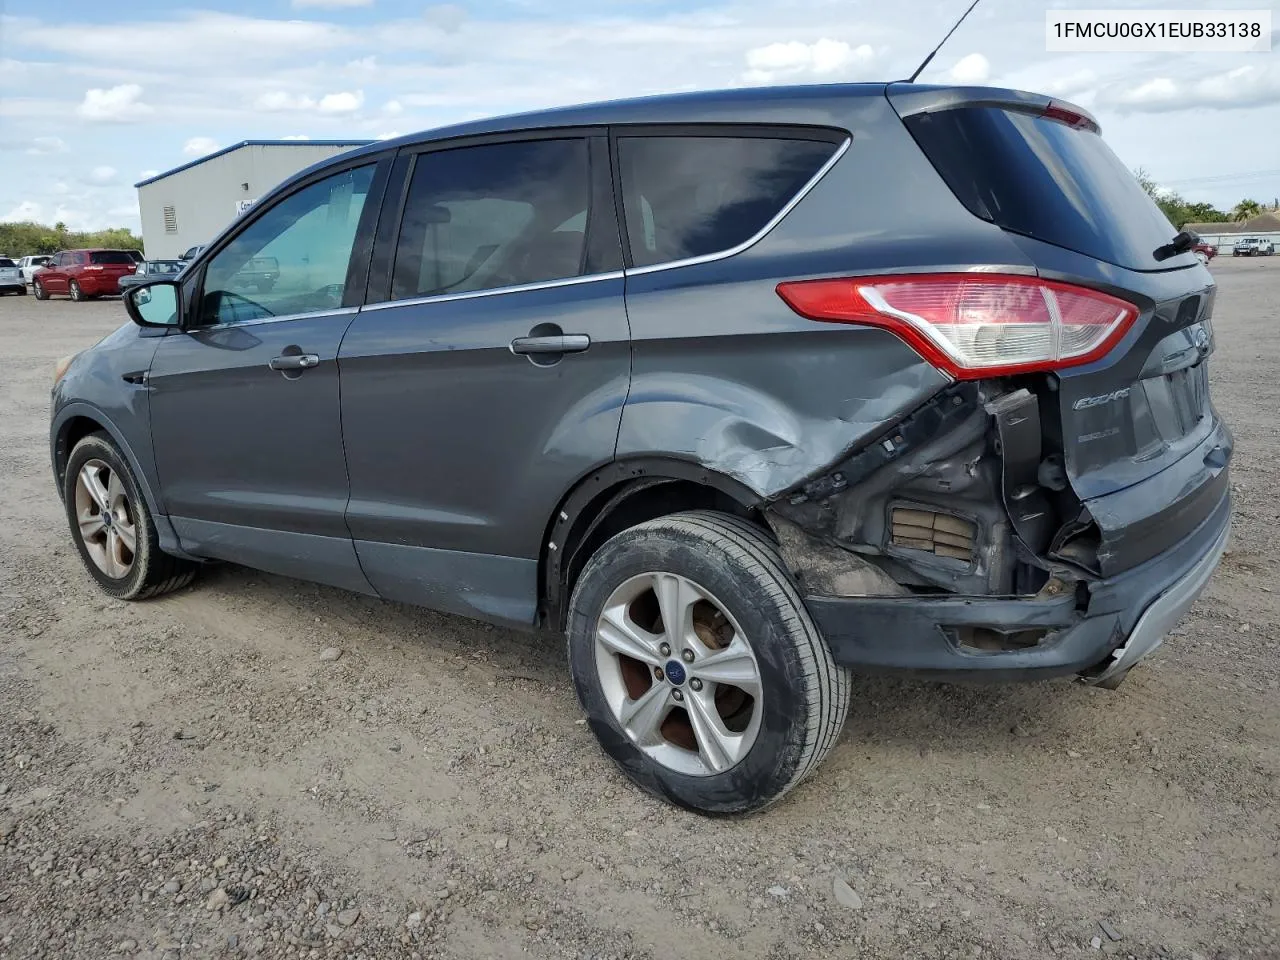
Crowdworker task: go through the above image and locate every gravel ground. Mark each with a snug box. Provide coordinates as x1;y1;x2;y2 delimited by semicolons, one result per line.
0;257;1277;960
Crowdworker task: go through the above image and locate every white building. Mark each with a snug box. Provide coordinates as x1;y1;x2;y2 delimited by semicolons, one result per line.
136;140;372;259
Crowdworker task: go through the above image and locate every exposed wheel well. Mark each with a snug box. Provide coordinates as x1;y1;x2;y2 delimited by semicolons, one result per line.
53;416;106;493
539;461;765;631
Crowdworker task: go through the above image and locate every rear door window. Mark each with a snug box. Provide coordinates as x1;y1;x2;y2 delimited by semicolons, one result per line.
615;134;840;268
391;138;591;300
902;106;1183;270
90;251;135;265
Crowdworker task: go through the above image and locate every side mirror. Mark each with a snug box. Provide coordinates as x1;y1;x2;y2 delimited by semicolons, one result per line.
124;280;182;328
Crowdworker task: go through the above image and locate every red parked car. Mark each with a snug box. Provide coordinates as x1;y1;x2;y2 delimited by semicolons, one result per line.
1192;241;1217;263
32;249;137;301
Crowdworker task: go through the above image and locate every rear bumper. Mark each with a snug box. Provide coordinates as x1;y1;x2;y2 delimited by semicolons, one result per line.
805;487;1230;681
79;275;127;295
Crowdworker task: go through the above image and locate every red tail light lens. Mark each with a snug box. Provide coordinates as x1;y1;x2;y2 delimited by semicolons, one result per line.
776;274;1138;379
1042;101;1099;133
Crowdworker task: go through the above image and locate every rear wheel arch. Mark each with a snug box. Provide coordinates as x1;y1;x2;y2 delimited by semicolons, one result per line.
539;458;766;631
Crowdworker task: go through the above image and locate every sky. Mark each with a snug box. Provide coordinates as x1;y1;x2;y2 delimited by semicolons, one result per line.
1;0;1278;232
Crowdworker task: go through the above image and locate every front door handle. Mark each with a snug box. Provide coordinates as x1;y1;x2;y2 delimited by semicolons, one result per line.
269;353;320;371
509;334;591;356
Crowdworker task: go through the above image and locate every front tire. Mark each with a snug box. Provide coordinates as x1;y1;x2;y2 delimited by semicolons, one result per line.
63;433;195;600
69;280;84;301
567;510;850;814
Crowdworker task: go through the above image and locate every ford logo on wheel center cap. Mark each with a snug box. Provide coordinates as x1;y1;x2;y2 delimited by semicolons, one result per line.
664;660;687;686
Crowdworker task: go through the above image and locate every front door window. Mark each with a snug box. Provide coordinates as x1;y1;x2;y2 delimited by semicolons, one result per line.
200;165;375;325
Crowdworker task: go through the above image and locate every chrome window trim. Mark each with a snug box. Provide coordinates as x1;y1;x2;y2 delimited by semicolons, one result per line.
623;135;851;277
362;270;624;312
200;306;358;330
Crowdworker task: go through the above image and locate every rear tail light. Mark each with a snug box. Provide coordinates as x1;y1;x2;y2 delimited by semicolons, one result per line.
776;274;1138;379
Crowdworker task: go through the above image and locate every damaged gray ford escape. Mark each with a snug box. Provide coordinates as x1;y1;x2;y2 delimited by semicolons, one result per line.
51;83;1231;814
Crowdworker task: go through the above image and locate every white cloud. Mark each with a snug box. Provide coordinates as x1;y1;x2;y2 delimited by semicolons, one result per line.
346;56;378;72
76;84;153;122
375;131;402;140
424;3;466;32
318;90;364;113
253;90;363;114
2;200;42;221
255;91;315;111
138;170;160;180
183;136;219;156
947;53;990;85
10;13;346;70
86;165;117;185
280;135;311;141
28;136;68;155
743;38;875;84
382;99;404;115
291;0;373;7
1096;65;1280;115
1043;68;1098;98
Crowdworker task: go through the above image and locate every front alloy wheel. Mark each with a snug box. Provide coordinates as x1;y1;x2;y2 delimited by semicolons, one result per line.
74;459;138;579
63;432;195;600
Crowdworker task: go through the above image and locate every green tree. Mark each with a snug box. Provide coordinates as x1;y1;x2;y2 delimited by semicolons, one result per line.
1132;168;1230;229
0;220;144;256
1232;199;1263;221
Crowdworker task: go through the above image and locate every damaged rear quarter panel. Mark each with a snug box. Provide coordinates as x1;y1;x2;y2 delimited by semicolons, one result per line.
616;319;948;497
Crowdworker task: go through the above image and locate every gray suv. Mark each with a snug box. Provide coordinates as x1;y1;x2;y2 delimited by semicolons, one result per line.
51;84;1231;813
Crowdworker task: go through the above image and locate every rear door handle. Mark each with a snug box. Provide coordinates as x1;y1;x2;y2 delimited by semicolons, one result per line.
269;354;320;371
509;334;591;356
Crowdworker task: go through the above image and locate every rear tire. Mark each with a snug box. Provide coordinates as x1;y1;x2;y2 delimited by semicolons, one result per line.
567;510;850;814
63;432;196;601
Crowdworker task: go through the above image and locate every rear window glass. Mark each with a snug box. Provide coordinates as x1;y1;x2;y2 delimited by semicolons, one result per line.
617;135;839;268
903;107;1181;270
0;258;15;268
90;251;136;265
391;139;590;300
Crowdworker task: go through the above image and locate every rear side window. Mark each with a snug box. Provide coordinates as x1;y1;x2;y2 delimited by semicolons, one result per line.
0;258;15;268
90;251;135;265
903;107;1180;270
616;135;839;268
391;139;590;300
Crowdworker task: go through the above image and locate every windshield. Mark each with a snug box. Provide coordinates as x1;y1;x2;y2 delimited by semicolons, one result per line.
0;258;15;268
903;106;1186;270
90;251;136;265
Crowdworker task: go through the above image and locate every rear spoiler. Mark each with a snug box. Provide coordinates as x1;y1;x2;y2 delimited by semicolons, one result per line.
885;83;1099;133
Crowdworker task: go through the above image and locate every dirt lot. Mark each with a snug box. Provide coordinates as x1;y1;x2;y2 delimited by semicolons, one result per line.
1;257;1277;960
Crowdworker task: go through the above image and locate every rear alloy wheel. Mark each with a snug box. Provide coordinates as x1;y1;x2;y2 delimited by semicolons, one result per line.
69;280;84;302
567;510;850;814
64;433;195;600
33;280;48;300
